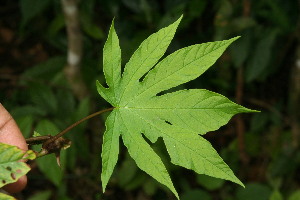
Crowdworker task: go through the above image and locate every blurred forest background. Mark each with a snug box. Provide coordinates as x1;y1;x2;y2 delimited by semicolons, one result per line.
0;0;300;199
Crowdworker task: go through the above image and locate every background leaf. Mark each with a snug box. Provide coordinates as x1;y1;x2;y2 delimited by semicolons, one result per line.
270;190;283;200
20;0;51;28
196;174;225;191
288;190;300;200
245;31;277;82
236;183;272;200
27;190;52;200
181;189;212;200
0;193;15;200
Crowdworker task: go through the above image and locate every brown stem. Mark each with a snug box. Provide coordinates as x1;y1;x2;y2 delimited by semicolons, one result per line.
235;67;249;165
43;107;114;146
243;0;251;17
26;135;52;145
234;0;251;165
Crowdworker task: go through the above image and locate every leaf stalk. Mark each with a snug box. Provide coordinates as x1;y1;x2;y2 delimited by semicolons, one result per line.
26;107;115;159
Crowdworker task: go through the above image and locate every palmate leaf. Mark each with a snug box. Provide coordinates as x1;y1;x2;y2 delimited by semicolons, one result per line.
97;16;256;198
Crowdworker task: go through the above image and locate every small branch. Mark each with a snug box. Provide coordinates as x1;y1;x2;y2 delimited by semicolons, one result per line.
26;135;51;145
235;67;249;165
43;107;115;147
26;107;115;160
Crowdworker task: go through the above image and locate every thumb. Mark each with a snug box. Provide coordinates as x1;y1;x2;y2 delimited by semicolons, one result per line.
0;103;28;193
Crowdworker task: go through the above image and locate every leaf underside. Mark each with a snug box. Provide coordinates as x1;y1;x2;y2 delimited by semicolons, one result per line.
0;143;36;188
98;15;256;199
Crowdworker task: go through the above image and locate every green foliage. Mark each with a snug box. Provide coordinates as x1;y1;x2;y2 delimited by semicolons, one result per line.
236;183;272;200
181;189;212;200
196;174;225;191
288;190;300;200
33;131;42;137
20;0;51;28
0;193;15;200
21;56;66;82
15;116;34;138
97;16;256;198
1;0;299;199
6;53;91;197
0;143;36;188
27;190;52;200
245;31;277;82
270;190;283;200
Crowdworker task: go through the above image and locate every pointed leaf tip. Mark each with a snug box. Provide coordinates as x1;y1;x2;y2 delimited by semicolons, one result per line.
102;17;121;101
118;14;183;105
99;15;256;198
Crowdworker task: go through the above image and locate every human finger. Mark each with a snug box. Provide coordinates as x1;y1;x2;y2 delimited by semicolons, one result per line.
0;103;28;193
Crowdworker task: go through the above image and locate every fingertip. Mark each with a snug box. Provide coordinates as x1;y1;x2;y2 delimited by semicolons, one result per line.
0;104;28;150
3;175;27;194
0;104;29;193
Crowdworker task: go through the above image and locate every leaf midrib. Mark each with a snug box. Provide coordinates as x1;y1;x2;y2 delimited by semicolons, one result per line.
117;107;233;110
118;111;173;185
122;42;229;106
126;109;238;182
118;29;175;104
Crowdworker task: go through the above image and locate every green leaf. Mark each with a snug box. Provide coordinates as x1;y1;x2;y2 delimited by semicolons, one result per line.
15;115;34;138
245;31;277;82
230;32;251;68
122;37;240;104
98;19;122;105
21;56;65;82
196;174;225;191
98;16;256;198
236;183;271;200
181;189;212;200
0;192;15;200
0;143;36;188
120;109;177;198
269;190;283;200
47;14;65;37
33;131;42;137
28;85;58;114
143;178;158;196
117;153;138;188
101;110;121;191
20;0;51;28
288;190;300;200
97;15;183;106
27;190;52;200
81;14;105;40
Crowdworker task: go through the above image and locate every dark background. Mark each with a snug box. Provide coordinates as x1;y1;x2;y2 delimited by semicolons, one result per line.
0;0;299;199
